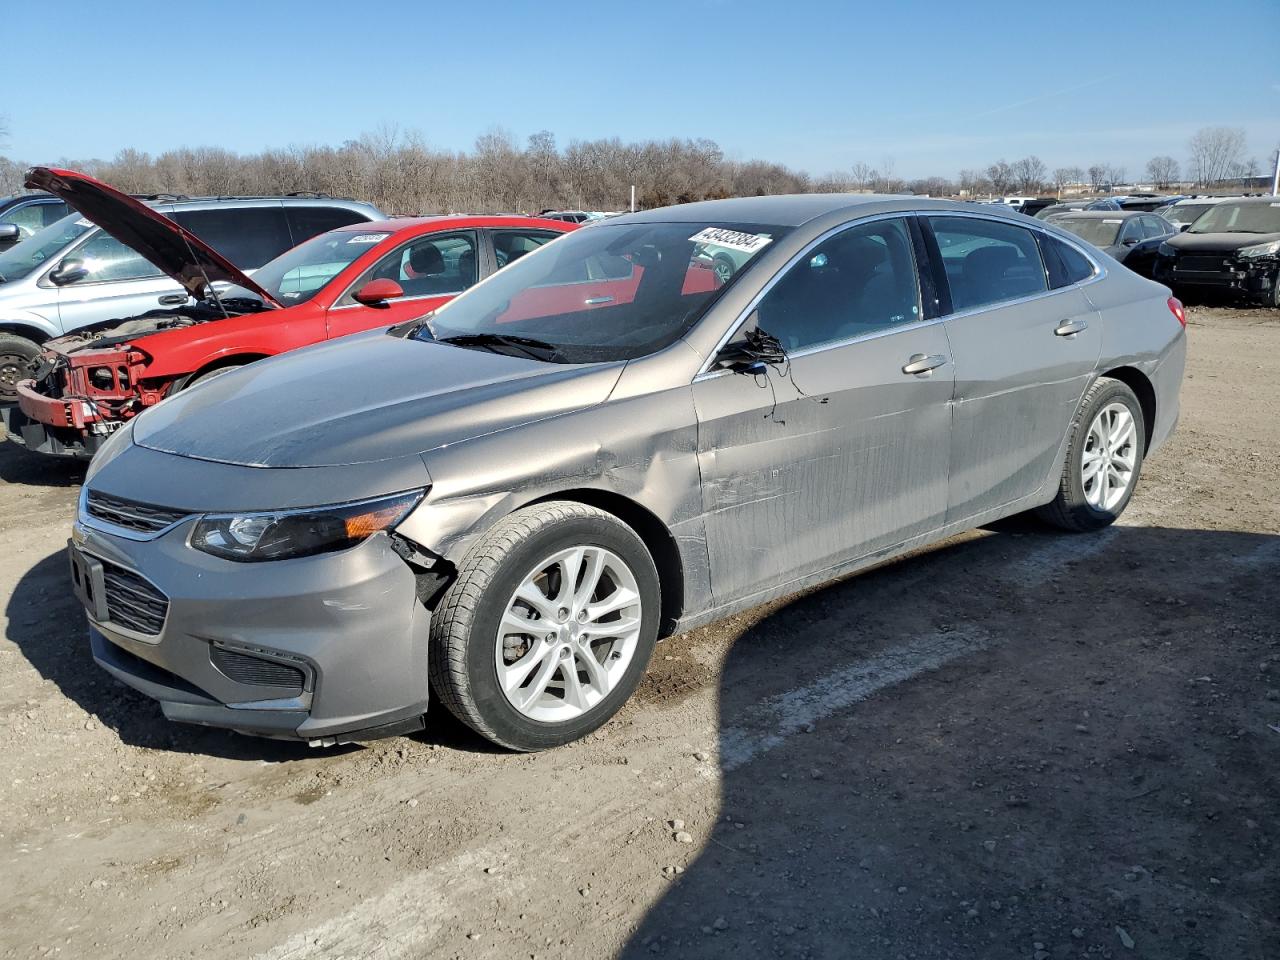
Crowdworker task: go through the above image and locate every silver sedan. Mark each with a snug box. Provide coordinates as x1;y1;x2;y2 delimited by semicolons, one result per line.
70;195;1185;750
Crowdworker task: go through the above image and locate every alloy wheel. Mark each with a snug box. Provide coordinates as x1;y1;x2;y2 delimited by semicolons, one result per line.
495;545;643;723
1082;401;1137;511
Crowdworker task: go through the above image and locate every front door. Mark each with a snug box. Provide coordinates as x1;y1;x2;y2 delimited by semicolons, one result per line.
693;216;954;605
325;231;479;340
54;228;184;335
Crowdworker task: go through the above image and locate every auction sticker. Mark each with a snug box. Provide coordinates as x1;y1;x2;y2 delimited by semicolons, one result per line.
689;227;773;254
346;234;387;244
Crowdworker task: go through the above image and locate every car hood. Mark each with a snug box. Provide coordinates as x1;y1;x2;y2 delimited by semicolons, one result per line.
24;166;281;306
1166;231;1280;254
132;331;626;467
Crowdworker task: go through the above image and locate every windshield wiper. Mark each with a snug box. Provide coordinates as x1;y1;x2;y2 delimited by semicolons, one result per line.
437;333;562;361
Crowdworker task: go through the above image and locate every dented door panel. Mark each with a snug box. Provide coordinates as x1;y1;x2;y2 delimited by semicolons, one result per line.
692;323;953;604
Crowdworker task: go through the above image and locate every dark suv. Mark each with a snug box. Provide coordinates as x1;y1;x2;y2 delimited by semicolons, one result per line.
1153;197;1280;307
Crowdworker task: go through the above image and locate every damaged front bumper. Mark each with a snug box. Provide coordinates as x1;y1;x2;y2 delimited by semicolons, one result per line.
1154;253;1279;303
71;513;435;744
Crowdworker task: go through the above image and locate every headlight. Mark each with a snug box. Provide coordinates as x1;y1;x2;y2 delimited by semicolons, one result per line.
190;489;425;562
1157;242;1176;257
1238;240;1280;260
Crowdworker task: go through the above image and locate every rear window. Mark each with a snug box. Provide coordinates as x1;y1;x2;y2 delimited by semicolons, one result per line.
1038;233;1096;289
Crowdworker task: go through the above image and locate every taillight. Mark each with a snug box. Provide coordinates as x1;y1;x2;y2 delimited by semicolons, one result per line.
1167;296;1186;328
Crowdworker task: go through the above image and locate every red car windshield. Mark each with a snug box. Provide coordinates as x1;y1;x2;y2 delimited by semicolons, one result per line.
249;229;392;304
421;221;789;363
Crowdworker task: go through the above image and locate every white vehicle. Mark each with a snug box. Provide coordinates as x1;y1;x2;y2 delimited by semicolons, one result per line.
1159;196;1240;230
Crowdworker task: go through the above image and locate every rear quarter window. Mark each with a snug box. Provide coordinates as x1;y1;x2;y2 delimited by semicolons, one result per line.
171;207;293;270
1038;233;1096;289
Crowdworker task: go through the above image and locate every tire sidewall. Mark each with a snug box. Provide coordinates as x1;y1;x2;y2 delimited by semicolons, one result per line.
1064;381;1145;523
461;514;660;750
0;333;41;401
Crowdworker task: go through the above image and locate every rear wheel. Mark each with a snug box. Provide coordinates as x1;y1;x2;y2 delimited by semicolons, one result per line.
0;333;41;403
1036;377;1145;532
429;501;659;751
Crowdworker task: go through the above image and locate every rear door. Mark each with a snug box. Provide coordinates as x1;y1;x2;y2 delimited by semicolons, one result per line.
924;214;1101;524
325;230;479;339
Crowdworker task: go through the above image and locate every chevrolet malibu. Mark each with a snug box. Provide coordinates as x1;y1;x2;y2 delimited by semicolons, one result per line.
72;195;1186;751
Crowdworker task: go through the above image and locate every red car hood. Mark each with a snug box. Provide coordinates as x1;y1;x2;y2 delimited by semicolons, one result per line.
24;166;282;307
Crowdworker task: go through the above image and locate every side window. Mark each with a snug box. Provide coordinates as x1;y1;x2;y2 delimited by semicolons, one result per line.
929;216;1047;311
353;232;477;300
41;201;70;227
1039;234;1097;289
1118;219;1142;244
68;230;164;283
286;206;371;245
492;230;559;269
170;207;293;270
1141;217;1169;240
3;202;51;238
754;217;921;353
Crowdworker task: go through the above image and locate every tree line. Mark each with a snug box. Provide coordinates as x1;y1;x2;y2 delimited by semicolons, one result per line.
0;125;1272;214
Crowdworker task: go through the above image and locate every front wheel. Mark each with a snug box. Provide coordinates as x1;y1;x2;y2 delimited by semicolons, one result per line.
0;333;42;403
428;501;660;751
1036;377;1145;532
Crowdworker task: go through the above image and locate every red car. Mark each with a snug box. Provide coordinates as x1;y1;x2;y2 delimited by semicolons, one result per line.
9;168;576;458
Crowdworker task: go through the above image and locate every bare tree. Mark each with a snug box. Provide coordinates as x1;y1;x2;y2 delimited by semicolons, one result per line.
1106;165;1127;190
1086;164;1108;192
1188;126;1246;187
1010;155;1047;193
986;159;1013;195
849;161;874;192
1145;156;1179;189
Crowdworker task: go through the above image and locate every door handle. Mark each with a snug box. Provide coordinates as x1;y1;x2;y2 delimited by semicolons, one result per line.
1055;318;1088;337
902;353;947;376
158;294;189;306
584;296;614;305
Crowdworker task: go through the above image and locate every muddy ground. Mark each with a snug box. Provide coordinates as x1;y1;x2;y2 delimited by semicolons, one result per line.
1;304;1277;960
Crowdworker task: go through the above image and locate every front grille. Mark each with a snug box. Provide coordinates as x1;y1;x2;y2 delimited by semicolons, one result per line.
211;646;305;694
86;490;188;533
100;560;169;635
1176;255;1227;273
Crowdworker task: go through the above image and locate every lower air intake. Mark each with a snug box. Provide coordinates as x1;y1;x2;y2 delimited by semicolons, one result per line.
210;646;305;695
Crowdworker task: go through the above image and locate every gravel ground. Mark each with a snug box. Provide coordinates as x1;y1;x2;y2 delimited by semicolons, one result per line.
1;304;1277;960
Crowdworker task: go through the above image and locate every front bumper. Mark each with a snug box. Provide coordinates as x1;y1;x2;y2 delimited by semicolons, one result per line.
1154;254;1278;301
72;516;432;743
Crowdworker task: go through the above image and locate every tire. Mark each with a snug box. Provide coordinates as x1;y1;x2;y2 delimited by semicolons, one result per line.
1265;269;1280;309
429;501;660;751
1036;376;1145;532
0;333;42;403
711;254;736;285
186;363;244;388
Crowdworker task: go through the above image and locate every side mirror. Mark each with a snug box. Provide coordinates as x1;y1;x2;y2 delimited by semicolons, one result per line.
715;339;770;376
0;223;20;242
1178;223;1190;232
48;258;89;286
353;278;403;306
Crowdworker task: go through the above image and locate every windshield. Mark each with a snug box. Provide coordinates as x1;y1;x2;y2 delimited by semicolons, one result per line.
249;229;392;303
1189;202;1280;235
1055;218;1123;247
417;220;790;363
0;213;93;282
1164;203;1214;225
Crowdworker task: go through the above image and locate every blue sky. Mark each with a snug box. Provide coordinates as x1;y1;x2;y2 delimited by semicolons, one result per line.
6;0;1278;179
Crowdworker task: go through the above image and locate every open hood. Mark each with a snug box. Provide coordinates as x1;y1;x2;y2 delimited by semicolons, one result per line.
24;166;282;307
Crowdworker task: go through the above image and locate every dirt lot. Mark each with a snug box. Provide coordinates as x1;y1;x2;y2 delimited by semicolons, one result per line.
1;304;1277;960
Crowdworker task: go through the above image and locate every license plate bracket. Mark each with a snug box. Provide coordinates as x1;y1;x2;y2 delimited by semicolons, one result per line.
67;541;108;623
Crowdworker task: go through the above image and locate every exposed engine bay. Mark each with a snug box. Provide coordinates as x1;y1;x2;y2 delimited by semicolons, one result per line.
45;297;266;354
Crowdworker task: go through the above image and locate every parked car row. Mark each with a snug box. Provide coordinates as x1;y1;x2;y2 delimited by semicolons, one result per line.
8;180;1181;751
3;168;577;456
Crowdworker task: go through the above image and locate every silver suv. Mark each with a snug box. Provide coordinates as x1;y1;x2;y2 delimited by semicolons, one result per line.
0;194;383;399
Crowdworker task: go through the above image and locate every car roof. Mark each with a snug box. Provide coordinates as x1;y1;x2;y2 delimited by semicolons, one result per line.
143;195;382;215
1053;211;1143;220
328;214;577;234
609;194;1030;228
